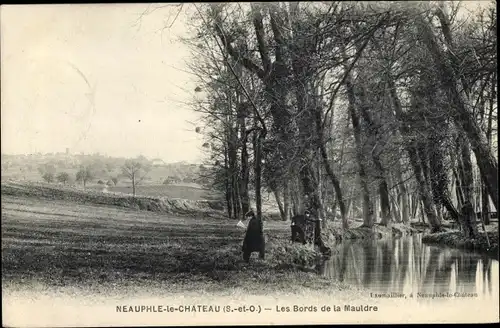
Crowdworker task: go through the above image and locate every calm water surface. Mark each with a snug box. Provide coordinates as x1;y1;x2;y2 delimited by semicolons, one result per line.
320;234;499;301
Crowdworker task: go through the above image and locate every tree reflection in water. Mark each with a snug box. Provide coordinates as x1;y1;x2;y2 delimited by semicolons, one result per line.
319;234;499;301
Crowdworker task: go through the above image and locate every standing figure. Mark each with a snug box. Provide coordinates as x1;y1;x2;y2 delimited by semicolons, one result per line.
242;210;265;262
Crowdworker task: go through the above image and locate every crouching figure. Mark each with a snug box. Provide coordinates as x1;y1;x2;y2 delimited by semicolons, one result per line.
242;210;265;262
291;210;331;256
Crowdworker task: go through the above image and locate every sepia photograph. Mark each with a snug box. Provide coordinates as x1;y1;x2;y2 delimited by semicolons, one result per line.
1;1;498;326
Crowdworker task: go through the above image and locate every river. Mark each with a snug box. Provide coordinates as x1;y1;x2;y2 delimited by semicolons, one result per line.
320;234;499;302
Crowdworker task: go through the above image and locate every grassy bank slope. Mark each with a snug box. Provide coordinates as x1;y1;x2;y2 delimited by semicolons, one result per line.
422;227;499;258
1;181;225;218
1;195;359;296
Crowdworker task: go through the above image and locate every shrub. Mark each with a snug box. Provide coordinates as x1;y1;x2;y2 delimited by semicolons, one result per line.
56;172;70;184
42;172;55;183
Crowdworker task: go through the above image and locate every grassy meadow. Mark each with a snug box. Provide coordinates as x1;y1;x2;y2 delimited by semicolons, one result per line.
89;183;221;201
1;181;365;299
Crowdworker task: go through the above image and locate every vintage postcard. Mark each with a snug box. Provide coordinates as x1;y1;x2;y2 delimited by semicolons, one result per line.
1;2;498;326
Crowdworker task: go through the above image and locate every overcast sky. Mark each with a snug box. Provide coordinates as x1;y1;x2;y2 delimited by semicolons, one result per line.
1;4;204;163
0;2;491;163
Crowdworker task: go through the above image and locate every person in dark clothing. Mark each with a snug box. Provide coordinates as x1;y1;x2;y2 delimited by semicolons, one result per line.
242;210;265;262
291;209;331;256
291;210;312;244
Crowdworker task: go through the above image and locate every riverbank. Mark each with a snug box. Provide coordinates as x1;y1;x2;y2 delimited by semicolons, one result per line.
320;220;422;244
422;226;499;258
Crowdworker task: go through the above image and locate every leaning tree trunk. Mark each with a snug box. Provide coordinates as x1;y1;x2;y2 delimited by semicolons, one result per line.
391;193;402;223
416;138;442;222
387;173;400;223
419;200;427;224
451;148;466;210
386;76;441;232
458;135;479;238
459;136;475;206
271;183;286;221
214;4;289;219
417;16;499;212
416;140;433;198
408;146;441;231
315;107;348;230
428;131;466;231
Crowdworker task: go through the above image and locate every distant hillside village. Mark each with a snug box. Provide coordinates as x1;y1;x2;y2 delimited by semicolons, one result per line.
1;149;210;187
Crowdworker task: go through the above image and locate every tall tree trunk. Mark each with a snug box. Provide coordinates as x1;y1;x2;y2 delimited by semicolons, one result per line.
416;140;434;210
291;176;302;216
315;108;348;229
387;75;441;232
232;176;241;219
224;144;233;219
452;153;465;210
459;137;475;206
482;182;491;225
417;16;498;211
228;125;240;219
214;4;288;218
357;84;391;226
408;146;441;231
132;177;136;197
316;154;327;225
459;136;478;238
428;132;464;229
420;200;427;224
283;181;291;221
411;194;419;219
253;125;265;220
391;193;402;223
482;77;495;223
387;173;400;223
238;106;251;215
272;184;286;221
395;158;410;224
485;70;495;212
377;166;391;226
344;74;374;228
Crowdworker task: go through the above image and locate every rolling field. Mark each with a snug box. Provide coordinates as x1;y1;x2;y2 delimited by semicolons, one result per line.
1;191;346;297
102;184;221;201
88;182;281;216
